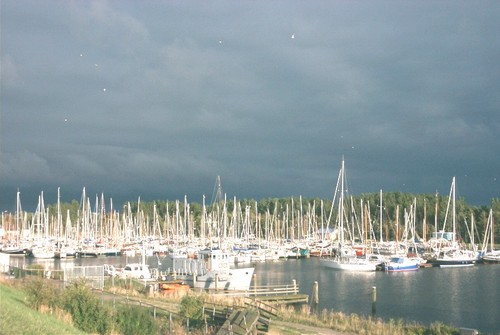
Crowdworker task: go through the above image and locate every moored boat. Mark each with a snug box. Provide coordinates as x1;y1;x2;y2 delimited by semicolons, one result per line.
0;245;27;256
320;159;377;273
30;246;56;259
430;177;477;268
193;248;255;290
384;256;419;272
481;251;500;264
433;248;476;267
320;255;377;272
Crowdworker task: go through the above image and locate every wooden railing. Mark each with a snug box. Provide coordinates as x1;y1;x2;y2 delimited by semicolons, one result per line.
206;280;299;297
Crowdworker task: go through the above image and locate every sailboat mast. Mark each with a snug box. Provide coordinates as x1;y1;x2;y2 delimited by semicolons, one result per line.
339;158;345;243
491;210;495;252
423;198;427;242
379;189;383;243
452;177;456;243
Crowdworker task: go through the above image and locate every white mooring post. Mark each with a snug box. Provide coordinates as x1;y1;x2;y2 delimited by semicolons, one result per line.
371;286;377;317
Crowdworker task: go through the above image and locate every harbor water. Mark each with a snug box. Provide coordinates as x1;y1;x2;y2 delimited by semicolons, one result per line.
10;255;500;334
253;258;499;334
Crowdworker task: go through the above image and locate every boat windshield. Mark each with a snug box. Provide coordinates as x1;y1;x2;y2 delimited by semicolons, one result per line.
390;257;403;263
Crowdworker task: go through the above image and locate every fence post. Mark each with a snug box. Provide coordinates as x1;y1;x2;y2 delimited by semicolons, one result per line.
292;279;297;293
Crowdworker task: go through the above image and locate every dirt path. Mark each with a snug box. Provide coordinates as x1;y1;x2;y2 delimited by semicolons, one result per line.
269;320;353;335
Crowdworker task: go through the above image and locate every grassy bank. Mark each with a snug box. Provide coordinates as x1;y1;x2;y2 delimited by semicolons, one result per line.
277;304;460;335
0;282;86;335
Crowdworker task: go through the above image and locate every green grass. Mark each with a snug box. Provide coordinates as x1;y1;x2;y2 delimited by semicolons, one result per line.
277;304;461;335
0;282;87;335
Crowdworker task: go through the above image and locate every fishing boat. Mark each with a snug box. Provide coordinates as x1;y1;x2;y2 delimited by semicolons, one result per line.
193;248;255;290
384;256;419;272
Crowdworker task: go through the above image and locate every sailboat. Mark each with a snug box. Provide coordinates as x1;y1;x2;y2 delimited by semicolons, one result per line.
29;192;56;259
480;209;500;264
320;158;377;272
1;191;29;256
432;177;476;267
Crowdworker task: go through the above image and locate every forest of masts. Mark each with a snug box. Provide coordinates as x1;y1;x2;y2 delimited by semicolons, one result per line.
2;186;499;249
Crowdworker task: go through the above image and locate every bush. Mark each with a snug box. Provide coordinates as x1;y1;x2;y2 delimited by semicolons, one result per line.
179;294;205;328
115;305;158;335
62;281;111;335
23;277;61;311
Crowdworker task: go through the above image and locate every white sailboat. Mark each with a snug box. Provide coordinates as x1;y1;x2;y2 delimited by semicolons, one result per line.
432;177;476;267
30;192;56;259
320;158;377;272
481;209;500;263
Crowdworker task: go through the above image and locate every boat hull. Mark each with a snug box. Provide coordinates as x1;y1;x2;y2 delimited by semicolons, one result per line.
385;264;419;272
194;267;255;291
320;257;376;272
384;257;420;272
481;255;500;264
433;259;476;267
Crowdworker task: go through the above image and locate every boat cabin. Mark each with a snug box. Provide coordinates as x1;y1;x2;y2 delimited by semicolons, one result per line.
431;231;455;241
198;249;230;272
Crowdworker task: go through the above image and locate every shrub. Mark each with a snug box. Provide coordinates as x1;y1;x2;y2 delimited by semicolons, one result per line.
23;277;61;311
115;305;158;335
62;281;111;334
179;294;205;328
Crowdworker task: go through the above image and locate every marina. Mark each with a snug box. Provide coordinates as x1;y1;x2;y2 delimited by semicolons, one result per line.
1;169;499;333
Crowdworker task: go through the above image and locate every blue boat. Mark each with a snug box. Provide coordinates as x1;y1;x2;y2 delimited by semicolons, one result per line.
385;256;419;272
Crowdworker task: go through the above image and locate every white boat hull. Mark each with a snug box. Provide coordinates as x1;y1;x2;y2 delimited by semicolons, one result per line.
194;267;255;291
320;257;376;272
31;247;55;259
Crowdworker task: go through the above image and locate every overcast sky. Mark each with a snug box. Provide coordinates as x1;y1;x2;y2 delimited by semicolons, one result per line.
1;0;499;211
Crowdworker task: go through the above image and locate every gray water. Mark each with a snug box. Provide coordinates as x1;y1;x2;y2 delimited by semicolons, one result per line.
253;258;499;334
14;256;500;334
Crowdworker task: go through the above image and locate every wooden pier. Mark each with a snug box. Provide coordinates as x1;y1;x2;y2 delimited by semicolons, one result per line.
207;280;309;305
216;308;261;335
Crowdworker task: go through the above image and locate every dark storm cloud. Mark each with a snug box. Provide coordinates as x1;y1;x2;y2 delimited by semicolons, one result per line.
1;0;499;211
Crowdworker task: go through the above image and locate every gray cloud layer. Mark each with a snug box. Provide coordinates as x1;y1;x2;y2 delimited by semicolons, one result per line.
1;0;499;210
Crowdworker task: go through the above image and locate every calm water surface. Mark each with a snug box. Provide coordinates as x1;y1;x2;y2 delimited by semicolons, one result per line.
14;256;500;334
253;258;499;334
